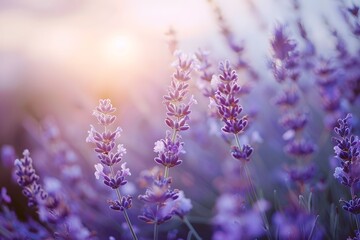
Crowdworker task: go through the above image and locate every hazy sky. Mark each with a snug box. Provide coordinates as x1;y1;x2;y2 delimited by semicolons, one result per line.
0;0;354;94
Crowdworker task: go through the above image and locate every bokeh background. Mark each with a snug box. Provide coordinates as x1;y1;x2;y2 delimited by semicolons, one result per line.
1;0;359;239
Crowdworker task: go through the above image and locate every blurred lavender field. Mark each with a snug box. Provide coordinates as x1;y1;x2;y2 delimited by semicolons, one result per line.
1;0;360;239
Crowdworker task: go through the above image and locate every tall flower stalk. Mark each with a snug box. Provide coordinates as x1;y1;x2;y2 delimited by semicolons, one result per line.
87;99;138;240
213;60;253;163
15;149;91;239
138;51;201;240
210;61;272;239
270;25;316;191
333;114;360;239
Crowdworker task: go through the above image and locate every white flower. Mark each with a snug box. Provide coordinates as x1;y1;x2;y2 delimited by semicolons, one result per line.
210;75;221;88
282;129;295;141
117;144;127;156
121;162;131;176
333;145;341;155
86;125;96;143
208;97;217;110
154;140;165;153
94;163;104;180
14;159;22;167
114;127;123;139
189;95;198;105
44;177;61;194
333;167;344;180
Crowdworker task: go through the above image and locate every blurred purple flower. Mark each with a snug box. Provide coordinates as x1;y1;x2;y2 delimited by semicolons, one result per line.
1;187;11;204
333;114;360;188
213;194;266;240
14;149;47;207
1;145;16;168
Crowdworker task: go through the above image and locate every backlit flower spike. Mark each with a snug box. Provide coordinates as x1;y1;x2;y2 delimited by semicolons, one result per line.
333;113;360;240
156;52;196;170
87;99;138;240
15;149;48;207
213;60;253;162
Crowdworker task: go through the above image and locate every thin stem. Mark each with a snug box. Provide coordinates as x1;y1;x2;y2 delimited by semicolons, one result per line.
110;166;138;240
164;166;170;179
154;223;159;240
307;215;319;240
234;133;272;240
165;122;178;179
234;133;241;148
184;217;202;240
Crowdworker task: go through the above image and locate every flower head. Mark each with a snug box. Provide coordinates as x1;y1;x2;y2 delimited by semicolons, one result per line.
94;163;105;180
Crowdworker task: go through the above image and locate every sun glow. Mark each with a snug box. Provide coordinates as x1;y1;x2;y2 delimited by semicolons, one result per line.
101;34;139;67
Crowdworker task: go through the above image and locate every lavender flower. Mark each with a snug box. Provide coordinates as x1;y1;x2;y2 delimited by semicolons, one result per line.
14;149;91;239
0;187;11;204
213;194;266;240
271;25;301;82
14;149;47;207
214;61;247;134
138;176;179;224
138;52;201;240
341;198;360;214
213;60;253;162
314;59;343;129
87;99;131;207
333;114;360;219
333;114;360;188
87;99;138;240
270;25;317;187
156;51;197;174
272;203;323;240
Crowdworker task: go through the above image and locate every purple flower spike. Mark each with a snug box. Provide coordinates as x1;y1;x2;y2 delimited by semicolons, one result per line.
341;197;360;214
87;99;138;239
1;187;11;204
285;139;316;157
15;150;47;207
271;25;297;61
155;52;196;169
138;177;179;204
108;196;133;211
214;61;248;135
138;204;174;225
333;114;360;188
87;99;133;203
231;145;253;162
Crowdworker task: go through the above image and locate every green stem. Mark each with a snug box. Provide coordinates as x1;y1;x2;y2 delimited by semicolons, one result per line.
184;217;202;240
164;166;170;179
154;223;159;240
234;133;272;240
110;166;138;240
307;215;319;240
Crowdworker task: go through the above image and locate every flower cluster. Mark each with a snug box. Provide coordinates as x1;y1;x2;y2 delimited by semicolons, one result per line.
138;176;179;224
155;51;197;171
15;150;91;239
213;194;267;239
87;99;133;211
333;114;360;206
213;60;253;162
87;99;137;239
270;25;300;82
15;149;47;207
138;52;197;239
272;200;323;240
270;25;316;185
